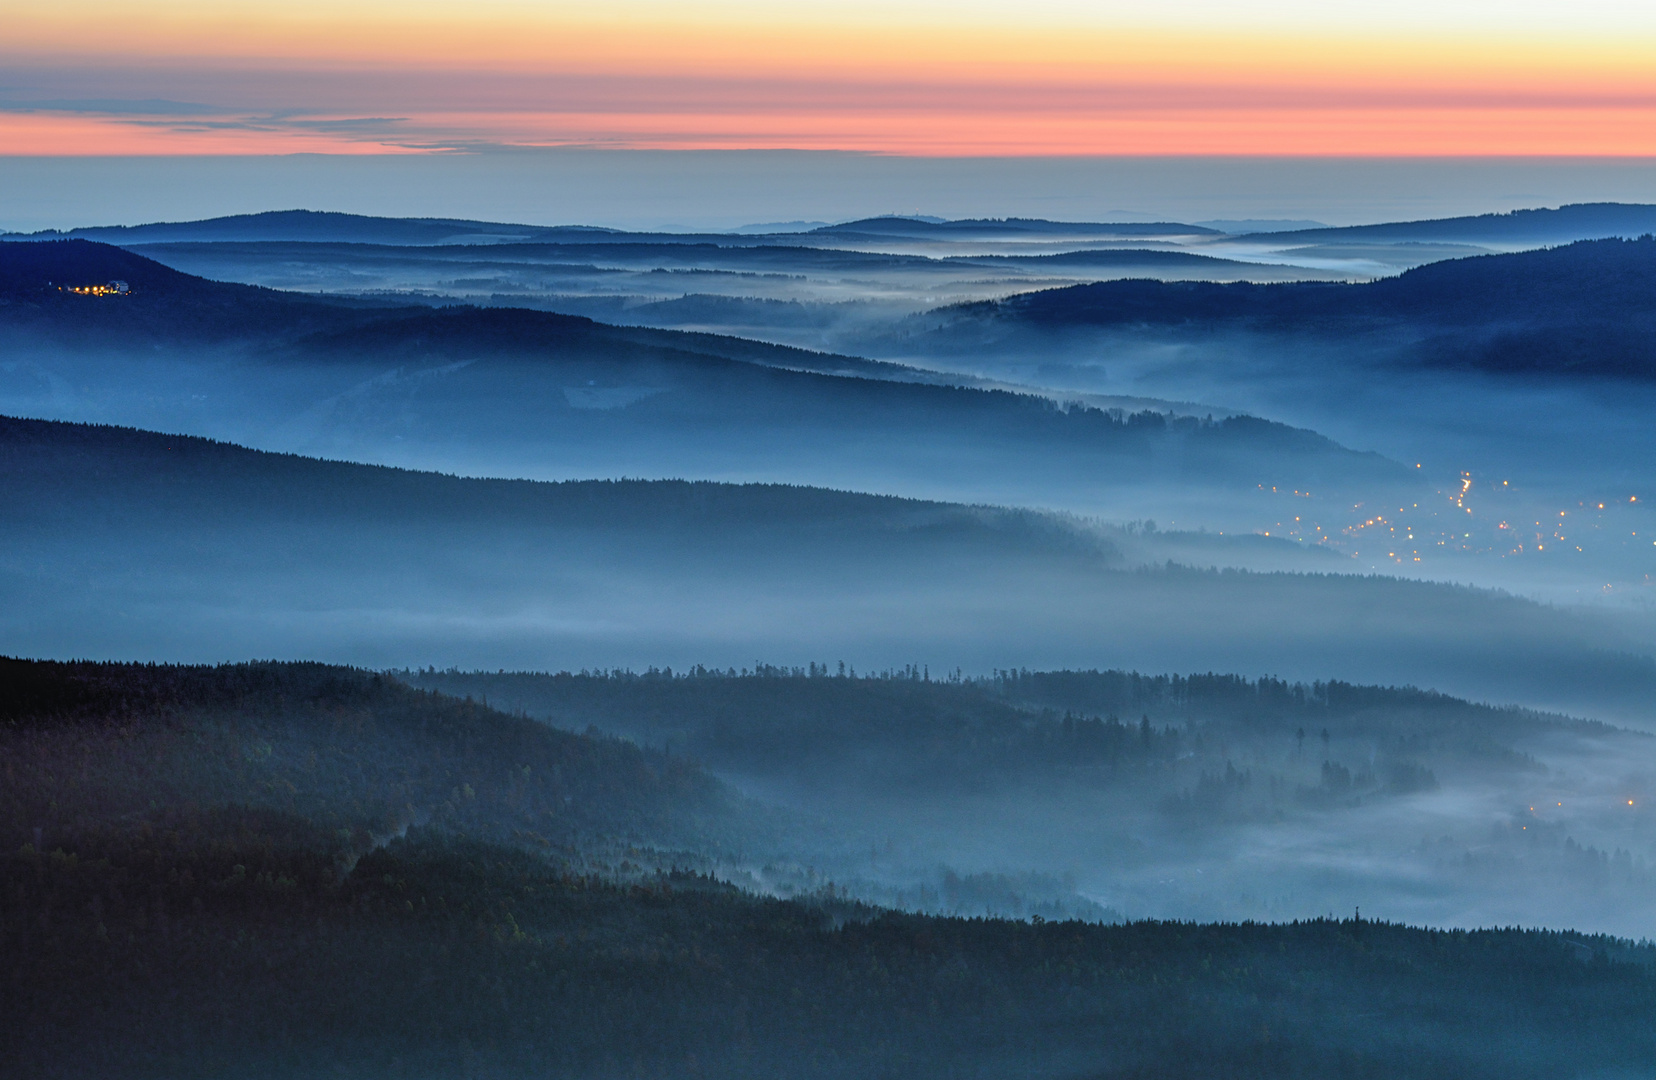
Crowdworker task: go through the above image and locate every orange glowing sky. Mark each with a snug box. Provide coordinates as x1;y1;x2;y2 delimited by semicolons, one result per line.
3;0;1655;155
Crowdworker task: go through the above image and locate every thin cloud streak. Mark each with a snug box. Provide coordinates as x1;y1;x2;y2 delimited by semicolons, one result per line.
4;105;1654;157
10;69;1656;114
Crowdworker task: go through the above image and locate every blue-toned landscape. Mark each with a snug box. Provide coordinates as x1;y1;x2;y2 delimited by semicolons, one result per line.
5;189;1656;1075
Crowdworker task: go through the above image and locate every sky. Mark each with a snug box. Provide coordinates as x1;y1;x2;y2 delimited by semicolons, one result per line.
3;0;1656;157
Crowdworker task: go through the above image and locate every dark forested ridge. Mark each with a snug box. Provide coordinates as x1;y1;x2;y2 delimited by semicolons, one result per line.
406;665;1616;797
403;665;1656;937
1244;202;1656;245
927;236;1656;378
0;413;1114;551
0;238;399;345
6;656;1656;1080
986;237;1656;328
0;658;734;859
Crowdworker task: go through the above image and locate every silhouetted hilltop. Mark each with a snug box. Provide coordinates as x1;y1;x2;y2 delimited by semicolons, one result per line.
0;237;199;297
1249;202;1656;245
939;237;1656;377
7;209;1220;249
0;658;727;853
9;208;618;246
0;238;394;343
11;209;885;250
985;237;1656;327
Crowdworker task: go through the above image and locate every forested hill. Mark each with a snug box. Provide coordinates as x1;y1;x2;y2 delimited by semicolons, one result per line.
0;238;912;383
7;657;1656;1079
985;237;1656;328
0;414;1112;551
933;237;1656;378
0;238;393;342
0;657;737;869
1244;202;1656;245
0;238;878;373
11;208;594;246
3;412;1650;715
405;665;1615;795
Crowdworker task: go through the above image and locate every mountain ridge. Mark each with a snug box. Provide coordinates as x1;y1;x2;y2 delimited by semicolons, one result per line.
1237;202;1656;245
916;237;1656;378
0;239;1402;498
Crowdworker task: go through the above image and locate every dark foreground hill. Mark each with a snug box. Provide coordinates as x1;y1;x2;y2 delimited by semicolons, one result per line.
0;658;736;863
405;666;1656;933
5;657;1656;1080
913;237;1656;378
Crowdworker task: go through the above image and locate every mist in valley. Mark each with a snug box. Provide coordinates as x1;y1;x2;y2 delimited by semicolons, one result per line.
407;667;1656;939
8;201;1656;1077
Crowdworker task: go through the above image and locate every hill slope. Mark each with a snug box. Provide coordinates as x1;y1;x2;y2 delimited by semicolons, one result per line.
5;657;1656;1080
1;414;1649;717
0;240;1403;509
405;665;1656;932
913;237;1656;378
0;658;734;864
1246;202;1656;246
11;208;608;246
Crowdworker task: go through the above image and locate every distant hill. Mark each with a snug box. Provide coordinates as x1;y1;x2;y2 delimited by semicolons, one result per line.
6;209;854;249
0;237;400;343
0;240;1400;499
924;237;1656;378
0;413;1108;544
1199;219;1328;234
5;208;618;246
0;238;913;368
1243;202;1656;246
3;209;1220;248
407;665;1611;798
18;204;1646;252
